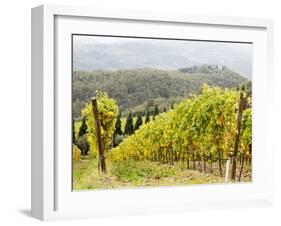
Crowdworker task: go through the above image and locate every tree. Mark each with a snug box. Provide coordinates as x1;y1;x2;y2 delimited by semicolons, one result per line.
134;113;143;130
77;134;90;155
163;107;167;112
114;114;123;135
78;116;87;137
153;104;159;119
145;109;150;124
113;113;123;147
113;134;125;147
125;111;134;135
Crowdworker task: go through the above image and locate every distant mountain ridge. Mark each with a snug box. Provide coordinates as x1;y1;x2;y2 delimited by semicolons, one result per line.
73;41;252;79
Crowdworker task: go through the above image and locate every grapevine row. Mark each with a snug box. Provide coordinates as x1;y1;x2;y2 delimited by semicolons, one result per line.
109;85;252;178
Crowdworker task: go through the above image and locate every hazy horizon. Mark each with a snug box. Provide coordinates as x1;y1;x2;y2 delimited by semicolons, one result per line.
73;35;253;79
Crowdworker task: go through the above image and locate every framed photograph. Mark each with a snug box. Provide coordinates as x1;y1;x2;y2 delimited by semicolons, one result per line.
31;4;274;221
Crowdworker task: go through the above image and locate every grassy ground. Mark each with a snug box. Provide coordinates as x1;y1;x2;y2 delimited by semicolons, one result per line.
73;158;229;190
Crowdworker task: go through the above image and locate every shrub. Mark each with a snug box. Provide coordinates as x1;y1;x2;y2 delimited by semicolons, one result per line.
73;145;81;161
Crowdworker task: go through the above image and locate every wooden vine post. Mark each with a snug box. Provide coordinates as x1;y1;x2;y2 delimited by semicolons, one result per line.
231;91;244;181
91;97;106;174
225;159;231;182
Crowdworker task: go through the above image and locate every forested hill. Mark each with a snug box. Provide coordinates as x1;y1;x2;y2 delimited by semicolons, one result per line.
73;65;248;119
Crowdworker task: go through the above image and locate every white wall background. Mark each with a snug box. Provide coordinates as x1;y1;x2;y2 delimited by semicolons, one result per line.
0;0;280;225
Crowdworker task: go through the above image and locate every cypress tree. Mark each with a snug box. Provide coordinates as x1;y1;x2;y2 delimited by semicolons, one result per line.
77;134;90;155
78;116;87;137
153;104;159;120
134;113;143;131
145;109;150;124
163;107;167;112
114;114;123;135
125;111;134;135
113;113;123;147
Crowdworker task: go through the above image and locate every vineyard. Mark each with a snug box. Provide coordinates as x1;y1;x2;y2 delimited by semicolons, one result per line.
73;84;252;189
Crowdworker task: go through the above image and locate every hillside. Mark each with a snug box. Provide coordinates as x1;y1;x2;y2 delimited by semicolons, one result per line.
72;66;248;118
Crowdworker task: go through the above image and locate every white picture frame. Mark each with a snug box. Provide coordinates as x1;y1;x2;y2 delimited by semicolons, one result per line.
31;4;274;221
